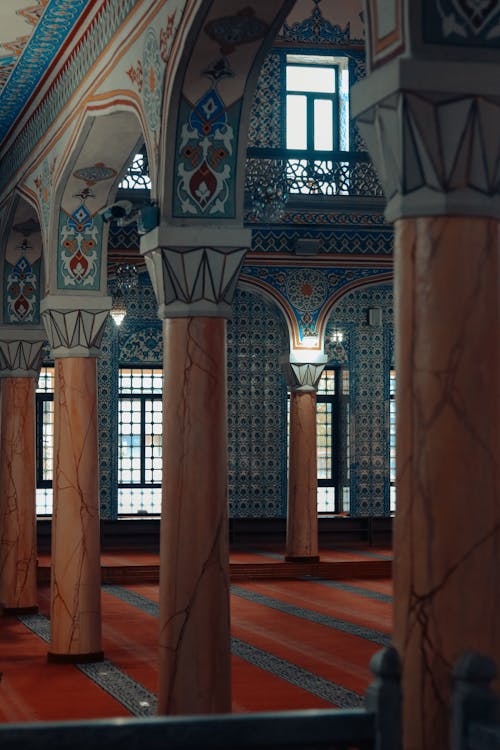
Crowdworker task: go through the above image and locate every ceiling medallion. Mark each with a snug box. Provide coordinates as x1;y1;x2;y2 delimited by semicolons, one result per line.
73;162;117;185
205;7;269;55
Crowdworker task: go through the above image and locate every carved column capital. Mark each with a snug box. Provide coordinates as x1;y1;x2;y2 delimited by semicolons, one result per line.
140;225;251;318
40;295;111;358
352;58;500;222
280;354;328;393
0;328;45;377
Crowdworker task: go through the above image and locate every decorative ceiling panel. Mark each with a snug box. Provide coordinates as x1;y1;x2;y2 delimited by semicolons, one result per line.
0;0;89;143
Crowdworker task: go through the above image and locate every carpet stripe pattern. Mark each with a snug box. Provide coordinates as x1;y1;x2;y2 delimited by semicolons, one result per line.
103;585;363;708
306;579;393;603
230;585;391;647
0;560;392;722
18;613;157;716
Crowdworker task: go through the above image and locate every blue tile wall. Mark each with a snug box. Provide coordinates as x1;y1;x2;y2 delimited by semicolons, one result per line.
325;284;394;516
97;277;289;519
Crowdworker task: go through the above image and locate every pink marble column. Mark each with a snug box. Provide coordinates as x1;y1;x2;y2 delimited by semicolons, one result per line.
0;377;38;613
286;388;319;562
158;316;231;714
48;357;102;662
393;216;500;750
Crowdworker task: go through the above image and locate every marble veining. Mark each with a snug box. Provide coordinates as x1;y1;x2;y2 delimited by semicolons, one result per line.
393;216;500;750
50;357;102;658
158;317;231;715
0;377;37;610
287;389;319;559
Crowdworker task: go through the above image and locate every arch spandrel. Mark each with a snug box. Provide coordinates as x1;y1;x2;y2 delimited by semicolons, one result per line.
45;110;146;297
0;194;44;329
158;0;296;223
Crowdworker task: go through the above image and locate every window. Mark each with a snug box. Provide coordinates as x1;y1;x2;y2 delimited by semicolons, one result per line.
118;150;151;190
118;367;163;515
285;53;350;195
287;366;350;514
317;367;350;514
36;366;54;516
389;368;396;513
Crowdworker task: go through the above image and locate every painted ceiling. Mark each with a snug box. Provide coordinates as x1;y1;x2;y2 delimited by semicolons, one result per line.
0;0;88;145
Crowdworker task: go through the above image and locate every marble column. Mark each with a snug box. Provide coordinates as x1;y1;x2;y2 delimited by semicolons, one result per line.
141;225;250;715
281;357;327;562
353;33;500;750
394;216;500;748
0;333;44;614
41;296;110;662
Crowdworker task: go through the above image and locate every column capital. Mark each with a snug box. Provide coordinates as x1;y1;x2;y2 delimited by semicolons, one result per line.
352;57;500;222
140;225;251;319
0;328;45;378
40;295;111;358
280;354;328;393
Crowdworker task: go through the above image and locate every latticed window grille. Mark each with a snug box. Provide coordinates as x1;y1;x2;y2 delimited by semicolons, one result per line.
118;150;151;190
118;367;163;515
389;369;396;513
36;366;54;515
287;366;350;514
317;368;336;513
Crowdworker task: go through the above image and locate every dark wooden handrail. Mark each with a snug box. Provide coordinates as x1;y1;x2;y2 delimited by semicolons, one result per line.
0;708;375;750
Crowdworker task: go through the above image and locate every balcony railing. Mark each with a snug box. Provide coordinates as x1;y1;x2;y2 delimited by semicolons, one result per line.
245;147;383;212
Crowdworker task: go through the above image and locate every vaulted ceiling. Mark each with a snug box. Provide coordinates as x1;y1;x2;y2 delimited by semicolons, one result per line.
0;0;87;145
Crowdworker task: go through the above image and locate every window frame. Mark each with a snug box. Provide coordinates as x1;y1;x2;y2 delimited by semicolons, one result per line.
117;366;163;516
285;55;340;153
35;365;55;516
316;366;346;514
389;367;396;513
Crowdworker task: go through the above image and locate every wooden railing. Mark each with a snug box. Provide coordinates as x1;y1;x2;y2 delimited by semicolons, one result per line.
2;635;498;749
452;652;500;750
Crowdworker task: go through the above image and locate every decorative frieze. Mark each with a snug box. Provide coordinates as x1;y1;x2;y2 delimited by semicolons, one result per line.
280;354;328;393
141;226;251;318
41;295;111;357
0;328;45;377
352;59;500;221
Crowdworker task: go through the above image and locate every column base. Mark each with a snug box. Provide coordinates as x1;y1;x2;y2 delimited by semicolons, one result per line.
47;650;104;664
1;605;39;616
285;555;320;563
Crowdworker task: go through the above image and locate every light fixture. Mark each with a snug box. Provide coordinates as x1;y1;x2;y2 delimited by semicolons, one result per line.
109;264;138;326
331;328;344;344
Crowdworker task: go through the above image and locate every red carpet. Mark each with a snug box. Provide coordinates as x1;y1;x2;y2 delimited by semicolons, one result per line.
0;549;392;723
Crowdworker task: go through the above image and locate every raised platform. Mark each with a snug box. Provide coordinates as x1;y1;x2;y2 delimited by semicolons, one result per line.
36;547;392;585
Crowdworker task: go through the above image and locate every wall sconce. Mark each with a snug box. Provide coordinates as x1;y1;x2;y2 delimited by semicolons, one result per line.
110;264;138;326
331;328;344;344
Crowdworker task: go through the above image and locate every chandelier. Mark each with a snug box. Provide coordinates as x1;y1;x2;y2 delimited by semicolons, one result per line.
110;264;138;326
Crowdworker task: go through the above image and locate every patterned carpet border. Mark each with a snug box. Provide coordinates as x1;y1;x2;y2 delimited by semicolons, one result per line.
305;579;393;603
103;585;363;708
230;586;391;647
17;613;157;716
